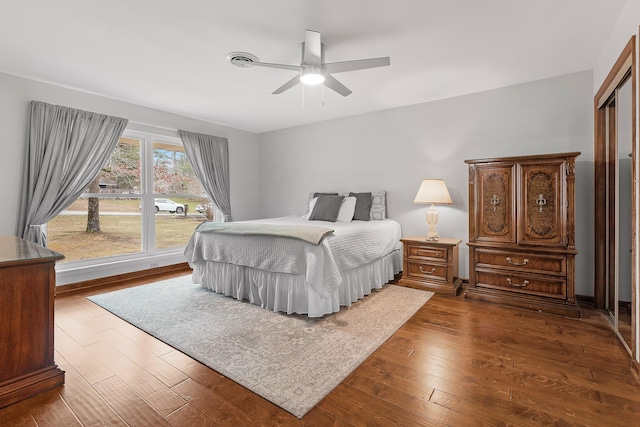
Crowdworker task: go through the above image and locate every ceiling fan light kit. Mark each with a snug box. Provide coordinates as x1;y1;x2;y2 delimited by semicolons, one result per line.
300;67;325;85
227;29;390;96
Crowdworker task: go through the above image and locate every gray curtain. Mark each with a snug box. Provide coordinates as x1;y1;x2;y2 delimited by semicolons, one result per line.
178;129;232;222
17;101;128;245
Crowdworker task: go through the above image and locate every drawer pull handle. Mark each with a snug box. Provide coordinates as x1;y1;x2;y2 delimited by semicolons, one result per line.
536;194;547;212
506;278;529;287
419;266;436;275
506;257;529;266
491;194;499;211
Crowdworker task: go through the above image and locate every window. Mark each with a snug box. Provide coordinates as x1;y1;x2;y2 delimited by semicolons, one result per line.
47;130;216;265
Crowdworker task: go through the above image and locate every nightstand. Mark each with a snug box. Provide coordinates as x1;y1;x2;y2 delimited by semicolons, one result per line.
398;236;462;295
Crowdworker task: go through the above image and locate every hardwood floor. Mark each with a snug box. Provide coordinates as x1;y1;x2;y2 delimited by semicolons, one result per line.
2;272;640;426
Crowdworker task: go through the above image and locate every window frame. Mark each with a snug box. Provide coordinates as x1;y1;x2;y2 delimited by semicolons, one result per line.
54;128;211;284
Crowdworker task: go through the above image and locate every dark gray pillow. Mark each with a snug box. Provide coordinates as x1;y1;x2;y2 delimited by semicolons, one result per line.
309;195;344;222
313;192;338;198
350;192;372;221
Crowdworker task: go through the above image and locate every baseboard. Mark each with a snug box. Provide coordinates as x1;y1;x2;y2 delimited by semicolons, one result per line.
55;262;192;296
576;294;595;304
0;366;65;409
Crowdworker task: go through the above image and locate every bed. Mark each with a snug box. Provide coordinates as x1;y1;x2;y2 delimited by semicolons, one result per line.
184;194;402;317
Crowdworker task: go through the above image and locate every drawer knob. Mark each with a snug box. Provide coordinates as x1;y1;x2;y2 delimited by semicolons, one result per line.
419;266;436;275
506;278;529;287
506;257;529;266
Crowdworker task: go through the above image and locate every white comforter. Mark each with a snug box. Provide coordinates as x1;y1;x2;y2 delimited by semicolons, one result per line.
184;216;402;298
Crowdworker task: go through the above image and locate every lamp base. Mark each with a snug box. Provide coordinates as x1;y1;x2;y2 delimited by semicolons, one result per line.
425;204;440;242
425;233;440;242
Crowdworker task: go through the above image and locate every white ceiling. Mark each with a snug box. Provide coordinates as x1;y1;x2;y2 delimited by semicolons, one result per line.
0;0;628;133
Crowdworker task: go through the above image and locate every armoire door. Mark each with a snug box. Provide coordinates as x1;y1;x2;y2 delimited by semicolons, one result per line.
474;164;517;243
518;161;566;246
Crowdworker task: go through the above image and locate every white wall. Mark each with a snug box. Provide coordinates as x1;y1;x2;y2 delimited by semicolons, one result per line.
0;72;260;282
258;71;594;295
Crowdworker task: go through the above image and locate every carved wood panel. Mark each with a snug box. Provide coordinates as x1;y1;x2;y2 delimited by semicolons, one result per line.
519;162;564;246
475;165;516;243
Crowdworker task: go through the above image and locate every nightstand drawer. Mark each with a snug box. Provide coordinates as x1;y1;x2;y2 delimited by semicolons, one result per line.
475;248;566;276
475;269;566;299
406;261;448;282
405;245;448;262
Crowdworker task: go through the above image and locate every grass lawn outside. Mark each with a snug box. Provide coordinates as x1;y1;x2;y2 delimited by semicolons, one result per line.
48;198;208;262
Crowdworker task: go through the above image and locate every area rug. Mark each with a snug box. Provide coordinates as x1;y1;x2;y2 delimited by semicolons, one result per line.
87;276;432;418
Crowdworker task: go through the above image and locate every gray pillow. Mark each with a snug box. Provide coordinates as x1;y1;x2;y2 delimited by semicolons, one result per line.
303;192;339;218
313;192;338;198
309;195;344;222
350;192;372;221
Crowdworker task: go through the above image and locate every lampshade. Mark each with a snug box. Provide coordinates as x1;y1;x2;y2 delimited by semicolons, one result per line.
413;179;453;204
300;67;325;85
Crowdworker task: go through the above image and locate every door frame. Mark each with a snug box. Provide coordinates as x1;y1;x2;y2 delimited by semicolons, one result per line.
594;35;636;358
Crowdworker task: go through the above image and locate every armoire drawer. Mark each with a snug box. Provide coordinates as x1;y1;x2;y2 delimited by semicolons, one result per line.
475;249;566;276
475;269;566;299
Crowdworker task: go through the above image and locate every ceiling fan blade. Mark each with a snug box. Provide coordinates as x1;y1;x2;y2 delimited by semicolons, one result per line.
303;29;322;66
323;57;390;74
323;74;352;97
272;74;300;94
245;61;300;72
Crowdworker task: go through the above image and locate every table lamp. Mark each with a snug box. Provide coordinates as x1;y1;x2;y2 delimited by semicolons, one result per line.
413;179;452;241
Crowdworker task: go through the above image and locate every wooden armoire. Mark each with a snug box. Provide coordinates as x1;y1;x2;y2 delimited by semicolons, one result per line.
465;152;581;317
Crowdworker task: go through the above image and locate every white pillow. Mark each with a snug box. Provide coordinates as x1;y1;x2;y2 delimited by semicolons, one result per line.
302;197;318;220
337;196;357;222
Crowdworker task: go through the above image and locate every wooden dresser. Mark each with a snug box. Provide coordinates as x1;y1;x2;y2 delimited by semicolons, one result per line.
464;152;581;317
0;236;65;408
398;237;462;295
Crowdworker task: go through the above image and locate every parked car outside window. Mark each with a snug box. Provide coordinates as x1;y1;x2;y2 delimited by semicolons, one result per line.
154;198;184;214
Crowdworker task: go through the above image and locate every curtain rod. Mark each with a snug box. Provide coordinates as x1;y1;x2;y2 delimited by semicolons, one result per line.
128;121;179;133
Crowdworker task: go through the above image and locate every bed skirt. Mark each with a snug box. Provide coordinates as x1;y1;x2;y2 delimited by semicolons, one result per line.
191;249;402;317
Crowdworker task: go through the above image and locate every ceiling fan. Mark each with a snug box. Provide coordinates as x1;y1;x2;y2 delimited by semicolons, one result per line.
227;29;390;97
